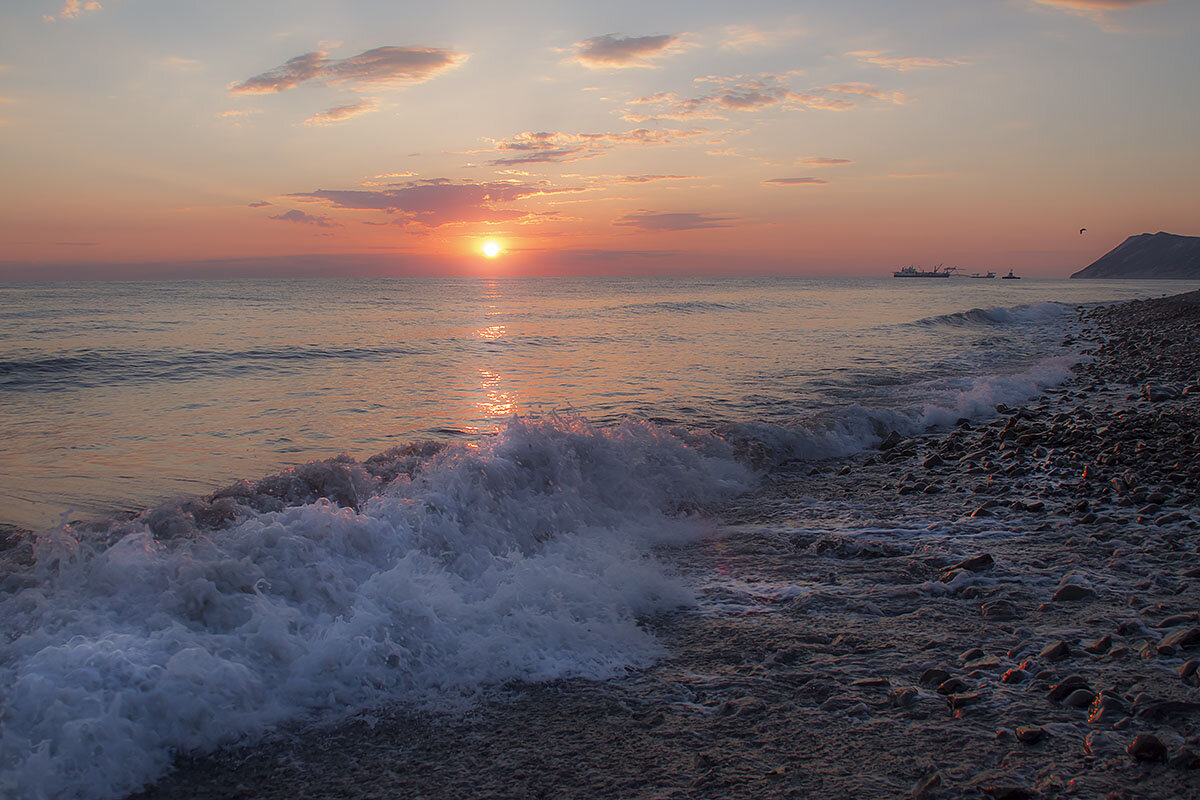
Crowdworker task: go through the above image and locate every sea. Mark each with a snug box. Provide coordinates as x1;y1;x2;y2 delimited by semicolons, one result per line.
0;276;1192;798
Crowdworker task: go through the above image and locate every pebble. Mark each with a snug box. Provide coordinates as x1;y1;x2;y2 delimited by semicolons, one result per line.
1083;634;1112;654
1015;726;1044;744
1159;626;1200;650
1127;733;1167;762
981;600;1022;620
1039;641;1070;661
937;677;970;695
919;668;951;687
1063;688;1095;709
1052;584;1095;602
1048;675;1090;702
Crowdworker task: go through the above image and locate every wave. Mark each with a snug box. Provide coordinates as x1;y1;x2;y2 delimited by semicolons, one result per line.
911;301;1072;328
0;344;434;391
0;346;1082;798
616;300;750;315
0;417;749;799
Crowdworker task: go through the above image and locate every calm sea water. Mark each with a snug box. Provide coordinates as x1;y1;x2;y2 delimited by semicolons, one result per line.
2;275;1196;799
0;276;1188;530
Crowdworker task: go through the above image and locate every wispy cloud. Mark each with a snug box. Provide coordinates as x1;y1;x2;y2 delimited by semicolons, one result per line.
55;241;99;246
248;201;272;208
219;108;263;119
718;24;805;52
482;128;710;165
614;211;737;231
268;209;338;227
583;174;698;185
1031;0;1167;30
762;177;829;185
572;34;688;68
231;46;467;94
44;0;101;22
303;100;377;126
847;51;966;71
287;178;580;227
795;157;853;167
622;74;906;122
162;56;204;72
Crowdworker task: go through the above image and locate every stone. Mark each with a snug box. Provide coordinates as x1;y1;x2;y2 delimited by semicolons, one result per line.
1160;627;1200;650
980;786;1030;800
919;668;951;687
1127;733;1167;762
1015;726;1044;744
880;430;904;451
982;600;1022;620
1039;641;1070;661
952;553;995;572
1088;692;1128;724
1083;634;1112;654
1063;689;1096;709
1001;668;1026;684
937;677;970;695
1178;659;1199;680
911;771;942;799
1048;675;1090;703
1052;584;1095;602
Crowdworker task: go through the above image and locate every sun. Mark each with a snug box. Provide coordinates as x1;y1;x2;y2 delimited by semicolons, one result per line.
481;240;502;258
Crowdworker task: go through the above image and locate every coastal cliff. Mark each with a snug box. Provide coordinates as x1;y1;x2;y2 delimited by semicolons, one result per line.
1071;231;1200;279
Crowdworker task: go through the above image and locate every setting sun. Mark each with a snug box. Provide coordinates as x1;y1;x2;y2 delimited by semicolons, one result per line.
481;240;502;258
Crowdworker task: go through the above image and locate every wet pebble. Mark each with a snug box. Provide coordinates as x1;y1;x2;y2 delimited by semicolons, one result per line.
1127;733;1167;762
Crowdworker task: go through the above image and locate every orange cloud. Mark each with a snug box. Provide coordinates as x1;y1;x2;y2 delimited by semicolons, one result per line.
303;101;377;126
573;34;687;68
1033;0;1163;9
231;46;466;94
795;157;853;167
287;178;580;227
719;24;805;52
614;211;736;231
847;51;967;71
44;0;101;21
762;177;829;185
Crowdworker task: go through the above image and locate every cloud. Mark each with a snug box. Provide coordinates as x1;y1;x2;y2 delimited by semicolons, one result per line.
55;241;99;246
719;24;805;52
622;74;905;121
162;56;204;72
614;211;736;231
248;201;272;207
1031;0;1167;29
573;34;684;68
483;128;710;165
762;177;829;185
219;108;263;118
847;51;966;71
231;46;467;94
584;174;697;185
795;157;853;167
268;209;337;227
303;100;377;126
287;178;580;227
44;0;101;21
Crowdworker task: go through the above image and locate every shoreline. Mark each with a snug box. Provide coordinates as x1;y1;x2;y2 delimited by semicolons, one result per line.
131;290;1200;799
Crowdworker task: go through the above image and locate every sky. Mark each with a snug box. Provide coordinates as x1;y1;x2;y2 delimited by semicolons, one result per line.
1;0;1197;278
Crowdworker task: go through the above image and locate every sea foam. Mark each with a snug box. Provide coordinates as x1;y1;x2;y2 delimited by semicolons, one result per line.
0;417;749;799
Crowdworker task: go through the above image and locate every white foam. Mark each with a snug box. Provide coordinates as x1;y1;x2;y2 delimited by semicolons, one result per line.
0;416;750;799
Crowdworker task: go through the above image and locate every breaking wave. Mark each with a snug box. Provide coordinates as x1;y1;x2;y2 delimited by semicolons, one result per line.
912;301;1072;328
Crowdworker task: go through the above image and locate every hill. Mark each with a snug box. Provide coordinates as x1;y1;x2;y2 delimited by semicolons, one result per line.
1071;231;1200;279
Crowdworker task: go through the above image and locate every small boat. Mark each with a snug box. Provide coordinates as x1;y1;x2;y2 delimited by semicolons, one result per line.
968;271;997;279
893;264;954;278
1001;270;1020;280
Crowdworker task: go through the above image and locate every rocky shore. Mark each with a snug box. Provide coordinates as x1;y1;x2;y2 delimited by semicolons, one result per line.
136;291;1200;799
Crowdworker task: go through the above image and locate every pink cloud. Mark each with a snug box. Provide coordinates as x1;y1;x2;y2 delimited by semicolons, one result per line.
44;0;101;21
795;157;853;167
573;34;685;68
303;101;377;126
231;46;466;94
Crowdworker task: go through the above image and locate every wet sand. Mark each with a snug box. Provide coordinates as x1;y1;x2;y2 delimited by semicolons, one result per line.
135;291;1200;799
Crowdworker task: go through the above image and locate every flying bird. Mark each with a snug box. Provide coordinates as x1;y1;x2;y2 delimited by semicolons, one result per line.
1080;228;1087;234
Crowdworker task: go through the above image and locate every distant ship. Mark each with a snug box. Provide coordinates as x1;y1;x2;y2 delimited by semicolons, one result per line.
968;271;997;279
893;265;954;278
1001;269;1021;280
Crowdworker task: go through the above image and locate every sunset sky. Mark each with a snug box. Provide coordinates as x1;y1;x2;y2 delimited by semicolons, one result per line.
1;0;1197;278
